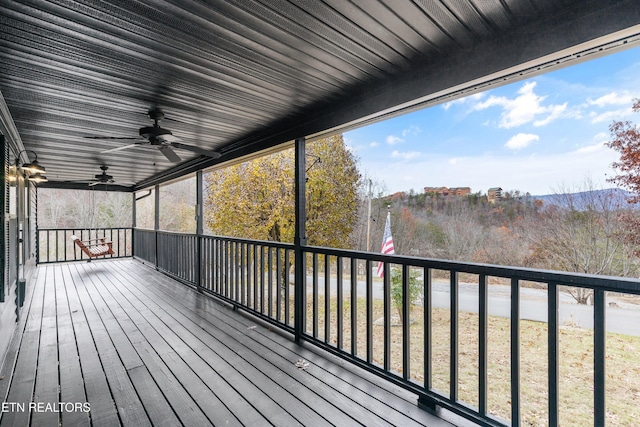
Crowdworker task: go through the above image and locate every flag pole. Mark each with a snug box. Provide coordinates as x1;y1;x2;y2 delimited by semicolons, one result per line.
366;179;372;252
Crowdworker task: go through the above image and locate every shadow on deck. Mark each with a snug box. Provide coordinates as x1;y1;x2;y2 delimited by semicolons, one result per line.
0;259;453;426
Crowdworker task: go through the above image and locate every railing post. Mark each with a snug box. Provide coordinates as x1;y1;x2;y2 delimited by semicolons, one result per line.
196;170;204;292
594;289;606;426
294;137;306;342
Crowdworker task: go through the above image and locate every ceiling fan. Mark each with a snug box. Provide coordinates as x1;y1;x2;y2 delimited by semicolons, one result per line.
86;108;221;163
72;165;135;187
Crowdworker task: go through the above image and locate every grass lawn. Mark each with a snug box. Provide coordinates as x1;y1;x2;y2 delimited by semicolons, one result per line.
301;295;640;426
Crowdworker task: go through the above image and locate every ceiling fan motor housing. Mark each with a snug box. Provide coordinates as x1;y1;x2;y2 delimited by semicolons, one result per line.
139;126;172;140
95;172;113;181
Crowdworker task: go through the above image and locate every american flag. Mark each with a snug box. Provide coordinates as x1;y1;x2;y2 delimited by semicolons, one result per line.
377;211;394;278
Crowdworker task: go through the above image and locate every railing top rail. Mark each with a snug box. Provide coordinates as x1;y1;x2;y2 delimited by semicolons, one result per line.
303;244;640;293
204;234;294;249
38;227;132;231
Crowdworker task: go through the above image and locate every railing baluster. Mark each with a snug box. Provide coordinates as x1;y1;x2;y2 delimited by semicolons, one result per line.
285;249;291;325
548;282;559;426
260;245;265;314
235;241;240;300
350;257;357;357
479;273;488;416
313;252;318;338
253;243;258;310
511;277;520;427
424;267;432;390
337;256;343;351
325;254;330;343
366;259;373;363
241;243;246;306
594;288;606;427
383;261;391;371
276;247;282;321
402;264;410;381
268;246;273;317
451;270;459;401
225;240;230;298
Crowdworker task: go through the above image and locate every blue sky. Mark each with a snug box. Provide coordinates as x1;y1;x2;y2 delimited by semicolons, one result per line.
344;45;640;196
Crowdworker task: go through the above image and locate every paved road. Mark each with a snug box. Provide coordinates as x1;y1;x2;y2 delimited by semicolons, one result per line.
306;275;640;336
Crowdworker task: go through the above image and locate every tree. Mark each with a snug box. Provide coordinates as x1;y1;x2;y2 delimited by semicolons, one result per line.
204;134;361;247
606;99;640;203
606;98;640;256
390;267;423;325
527;180;640;304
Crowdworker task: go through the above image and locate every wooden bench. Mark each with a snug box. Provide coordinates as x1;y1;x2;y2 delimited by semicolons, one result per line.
71;235;114;260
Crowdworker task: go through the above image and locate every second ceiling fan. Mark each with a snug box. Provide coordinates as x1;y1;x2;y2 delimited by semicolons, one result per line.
90;108;221;163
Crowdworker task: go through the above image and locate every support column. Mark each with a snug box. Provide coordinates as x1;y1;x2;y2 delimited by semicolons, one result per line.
196;170;204;291
131;191;136;257
154;184;160;268
0;134;5;302
294;137;306;342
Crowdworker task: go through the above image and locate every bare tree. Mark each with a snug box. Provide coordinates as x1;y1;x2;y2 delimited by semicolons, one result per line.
528;179;640;303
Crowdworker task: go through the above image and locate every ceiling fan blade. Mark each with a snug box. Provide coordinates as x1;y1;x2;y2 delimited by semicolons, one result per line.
158;146;181;162
100;143;144;154
170;142;221;159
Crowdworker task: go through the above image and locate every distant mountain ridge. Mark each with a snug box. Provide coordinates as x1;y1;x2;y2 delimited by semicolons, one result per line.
530;188;638;209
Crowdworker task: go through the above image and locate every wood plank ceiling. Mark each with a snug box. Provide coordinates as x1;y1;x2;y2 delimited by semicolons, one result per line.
1;0;639;190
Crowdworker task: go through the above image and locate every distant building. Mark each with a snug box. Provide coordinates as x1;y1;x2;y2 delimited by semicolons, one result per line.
450;187;471;196
487;187;503;204
423;186;471;197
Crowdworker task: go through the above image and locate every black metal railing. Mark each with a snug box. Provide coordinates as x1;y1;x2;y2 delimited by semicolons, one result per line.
133;230;296;329
36;227;132;263
200;235;295;329
131;229;640;427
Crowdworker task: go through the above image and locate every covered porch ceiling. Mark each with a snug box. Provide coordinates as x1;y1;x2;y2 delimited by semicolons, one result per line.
1;0;639;192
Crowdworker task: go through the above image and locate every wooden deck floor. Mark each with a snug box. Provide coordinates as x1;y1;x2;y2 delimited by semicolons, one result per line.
0;259;452;426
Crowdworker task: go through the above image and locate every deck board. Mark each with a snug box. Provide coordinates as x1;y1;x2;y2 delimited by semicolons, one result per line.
2;265;46;427
112;260;435;427
62;264;122;427
110;262;385;426
0;259;453;427
68;263;151;426
56;265;91;427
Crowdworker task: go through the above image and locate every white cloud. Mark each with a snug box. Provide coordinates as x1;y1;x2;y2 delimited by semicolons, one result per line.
386;135;404;145
593;132;609;142
588;91;635;108
448;157;461;165
369;141;379;147
533;103;567;126
574;142;606;154
442;99;463;110
589;107;634;124
401;125;421;137
391;150;421;160
505;133;539;150
473;81;568;128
